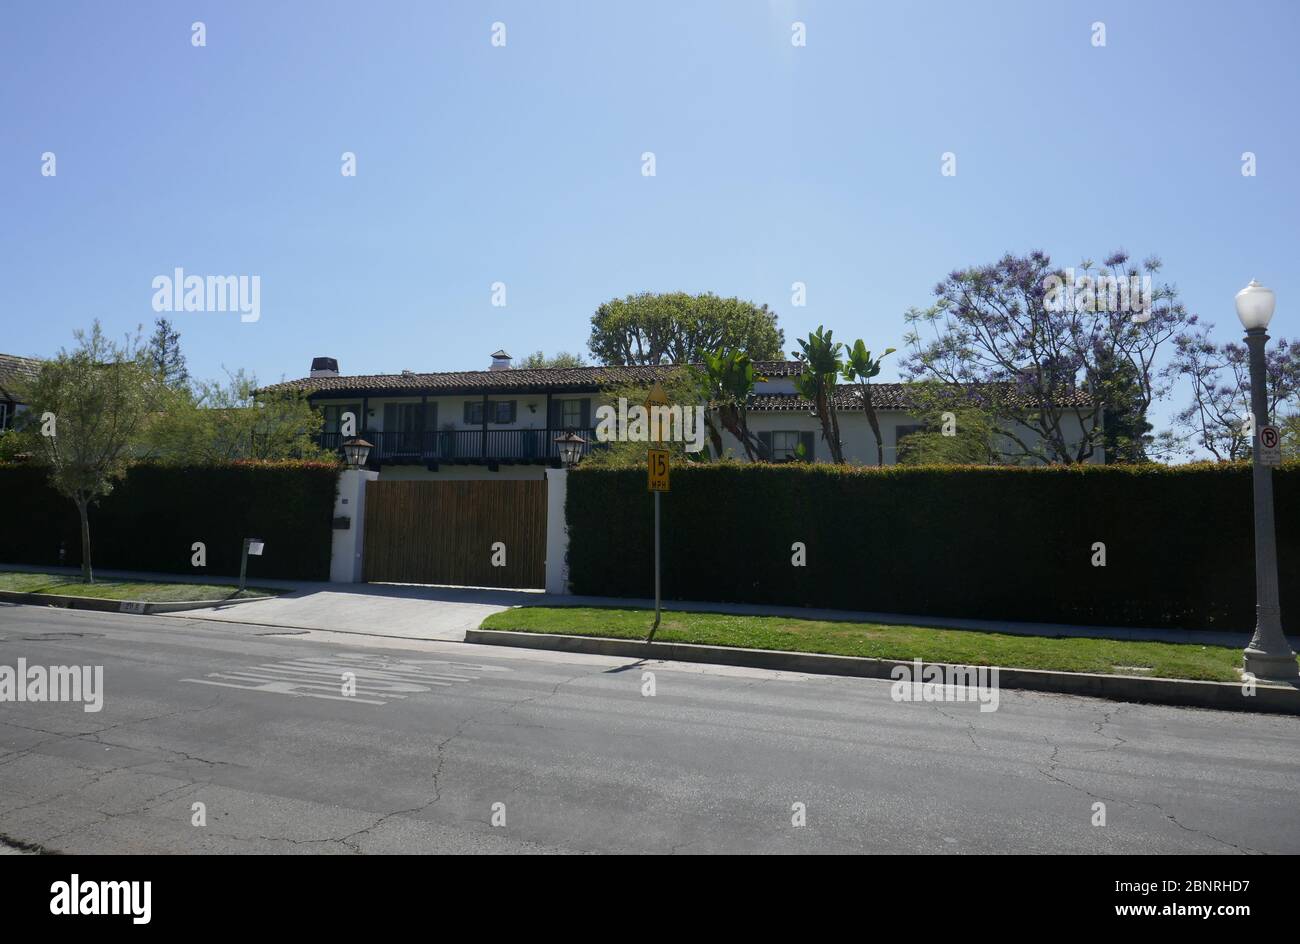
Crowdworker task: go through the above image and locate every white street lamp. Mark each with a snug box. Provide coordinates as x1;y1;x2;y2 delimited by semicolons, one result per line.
1235;279;1276;331
1234;280;1297;681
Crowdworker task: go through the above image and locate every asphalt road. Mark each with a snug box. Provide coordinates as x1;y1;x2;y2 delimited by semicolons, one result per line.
1;603;1297;854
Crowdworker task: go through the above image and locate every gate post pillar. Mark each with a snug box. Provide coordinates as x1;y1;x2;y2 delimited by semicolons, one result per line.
544;468;570;594
330;468;379;583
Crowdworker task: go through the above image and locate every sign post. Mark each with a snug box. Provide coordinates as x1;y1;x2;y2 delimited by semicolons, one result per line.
239;537;264;593
646;449;669;642
644;382;671;643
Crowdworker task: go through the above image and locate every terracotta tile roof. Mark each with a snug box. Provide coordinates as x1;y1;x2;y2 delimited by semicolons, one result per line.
260;360;804;396
0;353;40;402
749;383;1093;412
259;360;1091;409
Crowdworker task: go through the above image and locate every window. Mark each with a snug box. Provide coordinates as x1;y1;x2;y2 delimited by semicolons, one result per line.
0;402;9;432
759;430;814;462
321;403;362;435
383;402;433;455
771;431;802;461
560;399;583;429
465;400;518;424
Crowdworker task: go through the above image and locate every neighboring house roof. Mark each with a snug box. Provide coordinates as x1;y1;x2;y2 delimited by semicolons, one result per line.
0;353;41;403
261;360;1091;409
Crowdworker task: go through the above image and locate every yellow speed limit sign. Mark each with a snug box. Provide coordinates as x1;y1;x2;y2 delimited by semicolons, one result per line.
648;449;670;492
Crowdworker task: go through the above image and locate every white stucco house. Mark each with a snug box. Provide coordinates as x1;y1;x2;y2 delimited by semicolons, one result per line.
263;352;1104;478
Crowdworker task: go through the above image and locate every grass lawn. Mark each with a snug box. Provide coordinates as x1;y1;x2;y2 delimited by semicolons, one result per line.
0;571;278;603
478;606;1274;683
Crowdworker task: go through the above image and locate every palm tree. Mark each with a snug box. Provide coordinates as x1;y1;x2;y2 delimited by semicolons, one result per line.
694;348;766;460
842;340;895;466
792;326;845;463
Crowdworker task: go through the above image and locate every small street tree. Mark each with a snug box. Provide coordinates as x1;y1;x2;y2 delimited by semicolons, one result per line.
841;340;895;466
25;323;169;583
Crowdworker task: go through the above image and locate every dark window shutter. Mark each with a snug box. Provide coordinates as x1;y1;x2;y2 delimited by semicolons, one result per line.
799;431;815;462
464;401;474;424
579;398;591;430
425;401;437;430
384;403;398;432
757;431;772;460
548;399;561;429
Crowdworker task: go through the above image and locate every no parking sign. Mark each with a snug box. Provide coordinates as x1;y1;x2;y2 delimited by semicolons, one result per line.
1259;426;1281;467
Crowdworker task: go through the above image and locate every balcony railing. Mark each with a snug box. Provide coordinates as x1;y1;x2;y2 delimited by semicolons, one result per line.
318;428;601;466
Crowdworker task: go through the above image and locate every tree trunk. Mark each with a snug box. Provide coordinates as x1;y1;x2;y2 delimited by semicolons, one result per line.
827;390;844;463
862;382;884;466
720;405;757;461
75;494;94;584
704;412;725;460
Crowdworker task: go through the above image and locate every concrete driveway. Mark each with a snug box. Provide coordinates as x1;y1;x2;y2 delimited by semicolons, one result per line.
168;582;539;641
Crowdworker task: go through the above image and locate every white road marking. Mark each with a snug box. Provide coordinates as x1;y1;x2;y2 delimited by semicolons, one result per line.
181;653;501;705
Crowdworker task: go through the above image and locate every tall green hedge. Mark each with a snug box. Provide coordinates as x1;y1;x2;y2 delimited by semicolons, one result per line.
566;462;1300;631
0;461;340;581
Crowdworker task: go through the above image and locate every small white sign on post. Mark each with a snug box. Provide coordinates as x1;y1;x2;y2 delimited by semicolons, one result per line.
1259;426;1282;467
247;540;265;556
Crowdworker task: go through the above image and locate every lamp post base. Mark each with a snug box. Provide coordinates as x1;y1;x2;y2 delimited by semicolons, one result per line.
1243;647;1300;681
1244;606;1299;680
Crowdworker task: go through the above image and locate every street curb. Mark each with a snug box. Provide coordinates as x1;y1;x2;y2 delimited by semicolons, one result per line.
465;629;1300;716
0;589;269;616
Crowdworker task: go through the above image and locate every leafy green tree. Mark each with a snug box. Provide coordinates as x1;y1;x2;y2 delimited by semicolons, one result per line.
1095;352;1152;463
841;340;895;466
792;326;844;463
148;369;328;463
515;350;587;369
147;317;189;390
588;292;784;366
25;323;170;582
894;383;1004;465
582;369;708;467
692;349;766;461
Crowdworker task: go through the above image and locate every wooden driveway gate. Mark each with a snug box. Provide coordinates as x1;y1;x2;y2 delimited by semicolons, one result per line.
362;480;547;589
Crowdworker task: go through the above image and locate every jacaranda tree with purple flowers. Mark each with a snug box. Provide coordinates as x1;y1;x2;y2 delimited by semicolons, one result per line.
901;250;1194;464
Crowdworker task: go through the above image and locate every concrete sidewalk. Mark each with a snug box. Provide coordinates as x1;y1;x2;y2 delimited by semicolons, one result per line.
2;562;1292;648
0;563;533;641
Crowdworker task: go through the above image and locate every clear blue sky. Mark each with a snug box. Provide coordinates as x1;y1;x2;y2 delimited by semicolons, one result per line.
4;0;1298;433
